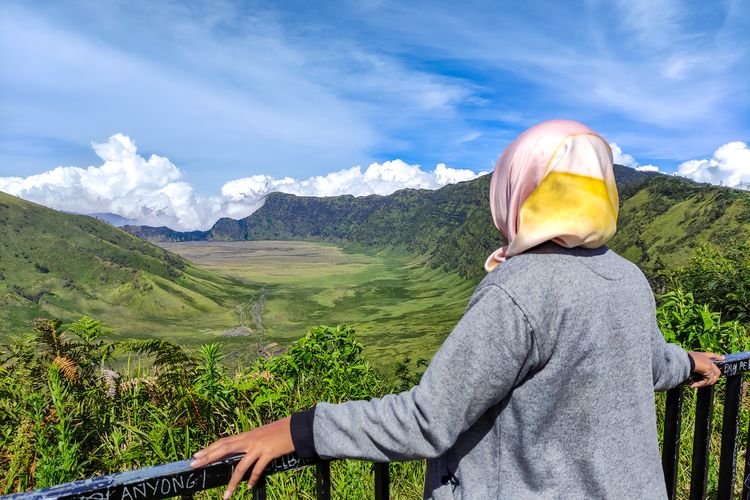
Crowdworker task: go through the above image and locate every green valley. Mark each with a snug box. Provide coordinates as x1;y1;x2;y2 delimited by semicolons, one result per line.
0;191;475;368
157;240;475;368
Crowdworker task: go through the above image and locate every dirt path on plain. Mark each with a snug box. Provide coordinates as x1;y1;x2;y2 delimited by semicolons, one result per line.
235;286;267;336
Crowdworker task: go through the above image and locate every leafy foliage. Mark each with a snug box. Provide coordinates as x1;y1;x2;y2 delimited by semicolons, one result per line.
652;284;750;498
393;356;429;393
3;270;749;497
656;289;750;353
0;319;423;497
667;241;750;324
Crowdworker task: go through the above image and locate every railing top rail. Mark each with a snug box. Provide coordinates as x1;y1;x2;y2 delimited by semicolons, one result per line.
3;453;317;500
716;350;750;377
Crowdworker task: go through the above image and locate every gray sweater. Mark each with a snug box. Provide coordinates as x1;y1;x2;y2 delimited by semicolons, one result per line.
292;243;691;499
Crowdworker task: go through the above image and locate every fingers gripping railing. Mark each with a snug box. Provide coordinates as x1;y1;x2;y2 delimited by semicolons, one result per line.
661;351;750;500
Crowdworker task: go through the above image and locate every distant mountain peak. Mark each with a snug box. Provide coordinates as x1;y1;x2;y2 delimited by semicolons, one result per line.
87;212;138;226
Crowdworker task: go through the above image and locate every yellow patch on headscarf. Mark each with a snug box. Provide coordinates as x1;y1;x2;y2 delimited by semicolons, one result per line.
518;171;617;247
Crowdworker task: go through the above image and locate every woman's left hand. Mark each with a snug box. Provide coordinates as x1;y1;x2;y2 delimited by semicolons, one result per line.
191;416;295;499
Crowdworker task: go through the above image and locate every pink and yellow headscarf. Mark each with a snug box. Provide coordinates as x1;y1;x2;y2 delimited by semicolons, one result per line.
484;119;619;272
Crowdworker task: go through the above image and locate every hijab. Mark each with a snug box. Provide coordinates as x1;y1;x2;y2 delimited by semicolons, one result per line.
484;119;619;272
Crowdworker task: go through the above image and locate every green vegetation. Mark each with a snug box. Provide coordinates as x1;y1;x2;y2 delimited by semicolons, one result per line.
664;241;750;324
6;166;750;367
3;282;749;497
0;320;426;498
2;244;749;497
0;192;476;369
4;165;750;497
654;241;750;354
652;241;750;499
653;287;750;499
611;177;750;275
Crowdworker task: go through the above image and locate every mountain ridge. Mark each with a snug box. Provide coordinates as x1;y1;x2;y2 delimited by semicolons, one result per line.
123;164;750;280
0;191;254;336
124;165;676;279
124;166;662;243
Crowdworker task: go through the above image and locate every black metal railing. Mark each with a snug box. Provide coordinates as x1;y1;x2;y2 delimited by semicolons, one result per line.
8;350;750;500
662;350;750;500
3;453;390;500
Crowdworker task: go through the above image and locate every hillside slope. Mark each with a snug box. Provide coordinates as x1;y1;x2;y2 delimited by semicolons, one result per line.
610;175;750;267
0;192;255;337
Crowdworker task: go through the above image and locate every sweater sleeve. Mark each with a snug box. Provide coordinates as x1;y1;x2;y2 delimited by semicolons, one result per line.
649;295;692;391
305;283;538;462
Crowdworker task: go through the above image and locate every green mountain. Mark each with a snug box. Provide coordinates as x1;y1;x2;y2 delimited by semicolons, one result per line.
0;192;255;338
205;174;502;280
124;165;750;281
610;174;750;267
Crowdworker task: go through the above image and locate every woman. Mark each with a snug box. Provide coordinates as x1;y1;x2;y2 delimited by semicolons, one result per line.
191;120;722;499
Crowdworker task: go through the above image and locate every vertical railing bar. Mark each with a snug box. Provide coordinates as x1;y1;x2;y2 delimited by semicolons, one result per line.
689;385;715;500
742;394;750;500
252;475;267;500
374;462;390;500
662;386;684;500
316;461;331;500
717;374;744;500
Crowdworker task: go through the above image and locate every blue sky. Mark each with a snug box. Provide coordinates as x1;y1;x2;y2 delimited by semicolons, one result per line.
1;0;749;229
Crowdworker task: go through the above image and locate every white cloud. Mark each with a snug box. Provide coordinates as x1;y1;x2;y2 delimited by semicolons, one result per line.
0;134;484;230
609;143;638;168
457;131;482;143
0;134;210;230
677;142;750;189
434;163;482;184
221;160;485;206
635;165;659;172
609;142;661;173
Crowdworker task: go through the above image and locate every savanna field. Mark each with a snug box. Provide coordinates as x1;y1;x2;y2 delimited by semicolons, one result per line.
156;240;474;369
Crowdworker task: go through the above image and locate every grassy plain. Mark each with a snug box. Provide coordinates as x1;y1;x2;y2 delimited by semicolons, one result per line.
158;240;476;369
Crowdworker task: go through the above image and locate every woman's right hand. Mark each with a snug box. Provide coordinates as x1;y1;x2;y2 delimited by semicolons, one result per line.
191;416;295;499
689;351;724;389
